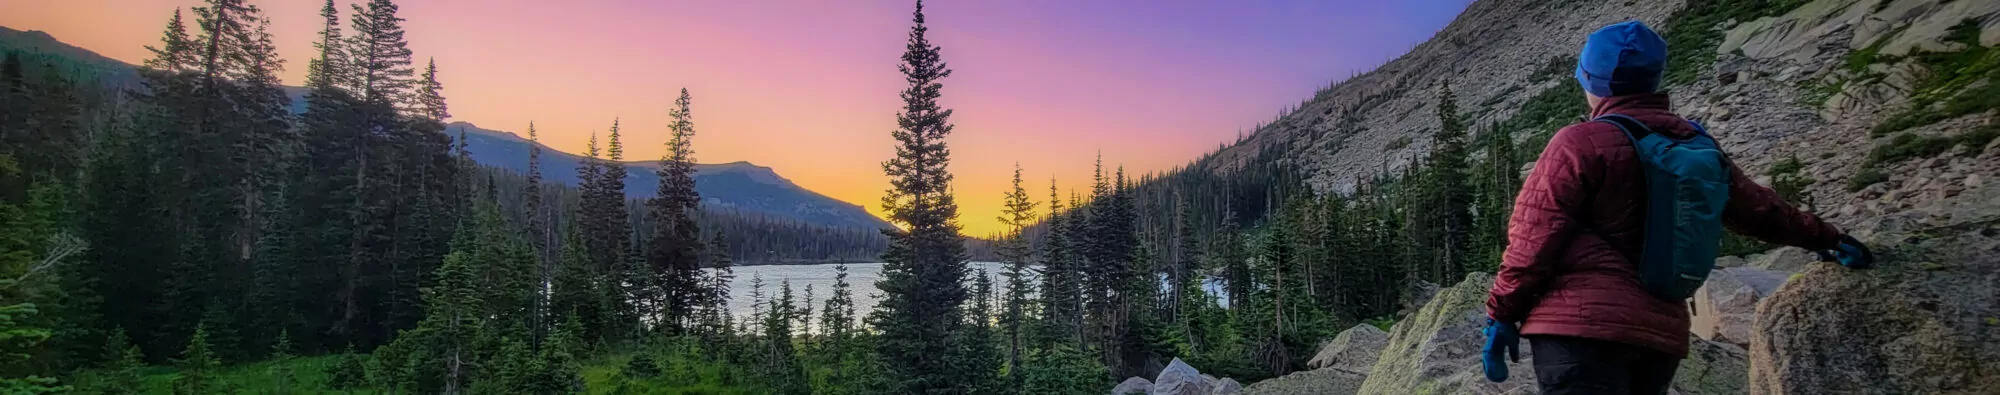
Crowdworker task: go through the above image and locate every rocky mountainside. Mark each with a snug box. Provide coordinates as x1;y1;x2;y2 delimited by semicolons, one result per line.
1203;0;1686;193
1123;0;1999;394
451;122;892;229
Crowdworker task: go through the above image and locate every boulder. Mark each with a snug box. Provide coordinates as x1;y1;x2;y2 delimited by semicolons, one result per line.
1674;336;1751;395
1356;272;1538;395
1212;378;1243;395
1113;377;1154;395
1750;229;2000;394
1153;358;1213;395
1746;247;1818;272
1690;267;1790;346
1713;255;1747;268
1307;324;1389;372
1239;367;1367;395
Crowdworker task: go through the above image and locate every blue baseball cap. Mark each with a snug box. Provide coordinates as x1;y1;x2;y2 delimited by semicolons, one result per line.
1576;21;1668;97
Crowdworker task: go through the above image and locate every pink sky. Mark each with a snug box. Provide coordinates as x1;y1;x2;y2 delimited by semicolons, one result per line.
1;0;1471;235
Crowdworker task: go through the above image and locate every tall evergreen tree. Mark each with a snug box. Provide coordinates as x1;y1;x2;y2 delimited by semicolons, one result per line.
870;2;975;392
995;164;1036;383
650;89;705;335
1425;82;1474;283
1038;178;1082;347
523;122;551;345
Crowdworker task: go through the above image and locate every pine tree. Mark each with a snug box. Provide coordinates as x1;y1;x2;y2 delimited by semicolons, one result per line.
267;330;296;394
1213;208;1247;311
535;316;585;394
703;232;735;337
995;164;1037;383
171;323;224;395
347;0;415;107
818;263;856;346
551;223;609;350
324;344;367;390
1038;178;1083;347
870;2;976;392
0;166;68;392
650;90;705;335
960;269;1003;393
303;0;344;90
524;121;551;344
416;58;449;122
93;328;146;393
1169;190;1200;330
1426;82;1474;283
1473;121;1518;270
593;119;632;296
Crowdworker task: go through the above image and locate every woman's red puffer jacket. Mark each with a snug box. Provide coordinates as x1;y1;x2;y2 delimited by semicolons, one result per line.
1485;93;1843;357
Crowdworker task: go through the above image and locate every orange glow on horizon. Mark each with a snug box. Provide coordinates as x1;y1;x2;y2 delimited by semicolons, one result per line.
1;0;1469;236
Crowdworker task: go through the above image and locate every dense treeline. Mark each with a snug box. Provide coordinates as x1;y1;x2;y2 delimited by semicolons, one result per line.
0;0;877;392
477;163;890;266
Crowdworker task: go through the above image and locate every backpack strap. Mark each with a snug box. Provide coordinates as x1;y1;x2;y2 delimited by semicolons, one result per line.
1594;114;1653;143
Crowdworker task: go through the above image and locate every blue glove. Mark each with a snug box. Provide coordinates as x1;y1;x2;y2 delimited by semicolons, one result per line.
1815;235;1874;269
1482;319;1520;382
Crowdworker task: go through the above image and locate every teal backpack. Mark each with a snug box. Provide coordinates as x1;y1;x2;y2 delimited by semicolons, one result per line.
1596;114;1731;301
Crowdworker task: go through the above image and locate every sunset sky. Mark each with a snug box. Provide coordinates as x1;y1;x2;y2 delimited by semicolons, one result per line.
2;0;1472;236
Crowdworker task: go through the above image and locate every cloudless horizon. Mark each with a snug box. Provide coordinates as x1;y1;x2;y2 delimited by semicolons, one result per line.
2;0;1474;235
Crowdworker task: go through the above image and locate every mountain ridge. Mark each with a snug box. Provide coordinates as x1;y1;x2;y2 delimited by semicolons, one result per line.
449;121;892;229
0;24;889;230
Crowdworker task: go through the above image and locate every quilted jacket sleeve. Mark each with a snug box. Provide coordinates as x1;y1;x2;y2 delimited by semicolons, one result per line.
1487;125;1595;323
1720;160;1843;250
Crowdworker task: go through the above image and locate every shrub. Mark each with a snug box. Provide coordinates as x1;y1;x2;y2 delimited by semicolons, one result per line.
324;346;370;390
622;353;662;378
1847;167;1889;192
1867;133;1958;165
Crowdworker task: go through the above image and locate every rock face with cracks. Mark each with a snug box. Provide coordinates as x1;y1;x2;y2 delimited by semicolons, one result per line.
1751;221;2000;394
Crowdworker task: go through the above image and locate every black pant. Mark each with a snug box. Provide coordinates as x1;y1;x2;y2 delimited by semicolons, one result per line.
1527;335;1680;395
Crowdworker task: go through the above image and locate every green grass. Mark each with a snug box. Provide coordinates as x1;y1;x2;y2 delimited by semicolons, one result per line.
66;348;773;394
1871;20;2000;136
579;352;767;395
66;355;382;394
